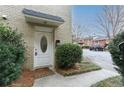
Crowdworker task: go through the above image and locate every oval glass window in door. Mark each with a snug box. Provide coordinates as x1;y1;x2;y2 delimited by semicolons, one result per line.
40;36;47;53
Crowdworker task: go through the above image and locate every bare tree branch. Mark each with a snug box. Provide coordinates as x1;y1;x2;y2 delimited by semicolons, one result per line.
72;24;89;40
96;5;124;39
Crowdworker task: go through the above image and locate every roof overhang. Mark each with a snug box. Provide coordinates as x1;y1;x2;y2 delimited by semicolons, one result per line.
22;8;64;27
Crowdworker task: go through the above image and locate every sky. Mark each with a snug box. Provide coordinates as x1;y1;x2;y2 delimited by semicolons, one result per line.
72;5;105;38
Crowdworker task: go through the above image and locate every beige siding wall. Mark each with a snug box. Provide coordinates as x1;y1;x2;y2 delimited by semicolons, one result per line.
0;5;72;70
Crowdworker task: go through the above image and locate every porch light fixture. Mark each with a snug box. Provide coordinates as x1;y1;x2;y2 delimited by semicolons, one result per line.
118;42;124;60
119;42;124;51
55;40;60;47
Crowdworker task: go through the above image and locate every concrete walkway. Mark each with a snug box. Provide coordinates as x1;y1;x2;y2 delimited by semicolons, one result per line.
33;69;119;87
33;49;120;87
83;49;118;72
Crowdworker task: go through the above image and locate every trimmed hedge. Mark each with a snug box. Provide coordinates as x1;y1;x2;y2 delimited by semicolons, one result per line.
55;43;82;69
0;24;25;86
108;31;124;84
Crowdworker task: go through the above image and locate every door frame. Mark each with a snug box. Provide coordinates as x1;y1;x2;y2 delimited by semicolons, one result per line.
33;26;54;69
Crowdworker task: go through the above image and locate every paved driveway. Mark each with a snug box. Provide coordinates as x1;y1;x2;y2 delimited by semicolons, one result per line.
83;49;118;72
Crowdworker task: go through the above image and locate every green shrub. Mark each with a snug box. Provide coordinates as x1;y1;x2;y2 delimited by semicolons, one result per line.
0;24;25;86
55;43;82;69
108;31;124;84
82;45;90;49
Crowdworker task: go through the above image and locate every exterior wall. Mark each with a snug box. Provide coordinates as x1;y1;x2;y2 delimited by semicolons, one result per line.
0;5;72;70
83;39;93;46
94;39;110;47
81;38;110;48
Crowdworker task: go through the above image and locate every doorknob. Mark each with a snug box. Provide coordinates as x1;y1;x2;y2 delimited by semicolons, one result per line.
35;52;37;56
35;49;37;56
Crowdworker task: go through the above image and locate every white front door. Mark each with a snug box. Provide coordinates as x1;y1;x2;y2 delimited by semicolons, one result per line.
34;28;53;68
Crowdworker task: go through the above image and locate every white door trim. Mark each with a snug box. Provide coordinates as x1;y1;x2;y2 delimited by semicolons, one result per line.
33;26;54;69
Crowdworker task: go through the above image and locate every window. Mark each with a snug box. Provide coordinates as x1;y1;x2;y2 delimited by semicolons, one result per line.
40;36;47;53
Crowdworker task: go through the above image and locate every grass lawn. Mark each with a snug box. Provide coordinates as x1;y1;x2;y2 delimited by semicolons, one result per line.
56;61;101;76
91;76;123;87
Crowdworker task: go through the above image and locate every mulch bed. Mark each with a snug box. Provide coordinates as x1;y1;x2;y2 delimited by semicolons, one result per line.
56;65;81;76
56;62;101;76
9;67;54;87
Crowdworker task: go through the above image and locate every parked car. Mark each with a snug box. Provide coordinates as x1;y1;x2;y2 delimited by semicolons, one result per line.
90;44;104;51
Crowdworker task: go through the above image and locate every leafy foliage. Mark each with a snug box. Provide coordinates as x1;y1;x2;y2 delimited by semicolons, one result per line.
108;31;124;84
0;23;25;86
55;43;82;69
